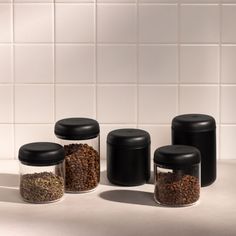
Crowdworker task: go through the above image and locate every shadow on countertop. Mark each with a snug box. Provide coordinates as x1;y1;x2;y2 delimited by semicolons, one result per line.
100;170;154;186
99;190;156;207
0;187;25;204
0;173;24;204
0;173;19;188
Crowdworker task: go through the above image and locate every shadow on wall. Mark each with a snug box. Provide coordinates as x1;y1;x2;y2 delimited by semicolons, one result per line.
100;170;113;186
99;190;156;207
0;173;24;204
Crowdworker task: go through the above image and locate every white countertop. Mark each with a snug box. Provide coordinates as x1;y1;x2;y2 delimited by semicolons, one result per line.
0;160;235;236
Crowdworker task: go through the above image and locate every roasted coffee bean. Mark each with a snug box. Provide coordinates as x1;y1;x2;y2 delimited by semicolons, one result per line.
64;143;100;192
155;172;200;206
20;172;64;203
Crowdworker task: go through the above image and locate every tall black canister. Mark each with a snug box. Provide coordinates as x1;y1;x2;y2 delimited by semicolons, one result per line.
172;114;216;187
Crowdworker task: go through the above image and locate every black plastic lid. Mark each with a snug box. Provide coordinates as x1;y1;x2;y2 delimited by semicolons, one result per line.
54;118;100;140
107;129;151;148
18;142;65;166
172;114;216;132
154;145;201;169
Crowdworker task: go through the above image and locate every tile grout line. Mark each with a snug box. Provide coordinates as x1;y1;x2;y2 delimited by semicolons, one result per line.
177;2;180;116
136;0;139;128
53;0;56;137
2;41;236;46
95;0;98;120
2;41;233;44
218;2;222;160
0;82;232;86
12;0;16;159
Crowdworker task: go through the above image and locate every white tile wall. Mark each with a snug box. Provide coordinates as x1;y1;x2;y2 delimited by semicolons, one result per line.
97;45;137;83
0;4;12;42
55;84;96;119
139;45;178;83
14;4;53;42
97;4;136;43
180;5;220;43
138;85;178;123
55;4;94;43
139;4;178;43
15;44;54;83
56;44;95;83
0;44;12;83
97;85;137;123
180;45;219;83
1;0;236;159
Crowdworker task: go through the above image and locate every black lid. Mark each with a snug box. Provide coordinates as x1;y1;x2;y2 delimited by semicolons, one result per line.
154;145;201;169
54;118;100;140
18;142;65;166
172;114;216;132
107;128;151;148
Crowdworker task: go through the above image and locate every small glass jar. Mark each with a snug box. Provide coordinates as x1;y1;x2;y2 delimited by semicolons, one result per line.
18;142;65;204
154;145;201;207
54;117;100;193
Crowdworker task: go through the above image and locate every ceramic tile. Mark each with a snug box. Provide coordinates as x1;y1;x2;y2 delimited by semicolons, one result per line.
14;4;53;43
97;45;137;83
15;44;53;83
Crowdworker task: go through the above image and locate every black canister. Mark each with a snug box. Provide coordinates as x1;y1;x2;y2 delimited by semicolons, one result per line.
107;128;151;186
172;114;216;187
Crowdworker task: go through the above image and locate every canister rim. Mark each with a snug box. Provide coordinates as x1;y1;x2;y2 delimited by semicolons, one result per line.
54;117;100;140
172;114;216;132
107;128;151;148
154;145;201;168
18;142;65;166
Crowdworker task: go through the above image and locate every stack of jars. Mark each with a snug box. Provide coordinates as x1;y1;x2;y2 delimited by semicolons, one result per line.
19;117;100;203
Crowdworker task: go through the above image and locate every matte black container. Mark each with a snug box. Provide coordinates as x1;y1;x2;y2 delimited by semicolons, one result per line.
107;129;151;186
172;114;216;187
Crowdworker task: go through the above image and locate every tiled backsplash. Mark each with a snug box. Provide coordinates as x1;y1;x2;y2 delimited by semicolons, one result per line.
0;0;236;160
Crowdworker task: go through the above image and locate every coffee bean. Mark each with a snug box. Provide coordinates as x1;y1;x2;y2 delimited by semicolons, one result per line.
155;172;200;206
64;143;100;192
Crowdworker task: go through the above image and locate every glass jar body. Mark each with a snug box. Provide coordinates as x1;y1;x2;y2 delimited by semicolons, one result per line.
154;164;200;207
59;136;100;193
19;161;65;203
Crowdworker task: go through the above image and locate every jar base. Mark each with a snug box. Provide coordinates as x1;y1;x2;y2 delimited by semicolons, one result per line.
21;195;64;204
154;195;199;208
65;185;99;194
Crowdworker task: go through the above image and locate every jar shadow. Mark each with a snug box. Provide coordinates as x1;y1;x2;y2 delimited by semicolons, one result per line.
99;190;156;207
0;173;25;204
0;173;19;187
147;171;154;185
0;187;25;204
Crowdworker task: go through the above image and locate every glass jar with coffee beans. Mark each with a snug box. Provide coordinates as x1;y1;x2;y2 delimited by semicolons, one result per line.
55;118;100;193
18;142;65;204
154;145;201;207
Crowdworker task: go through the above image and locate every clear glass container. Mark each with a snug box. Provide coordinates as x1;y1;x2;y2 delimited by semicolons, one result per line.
55;118;100;193
19;142;65;204
154;145;201;207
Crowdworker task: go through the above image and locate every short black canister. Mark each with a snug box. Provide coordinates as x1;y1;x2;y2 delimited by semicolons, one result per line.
172;114;216;187
107;128;151;186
